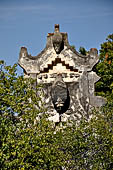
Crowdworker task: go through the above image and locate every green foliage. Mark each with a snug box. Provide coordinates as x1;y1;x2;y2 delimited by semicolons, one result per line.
71;45;76;51
70;45;76;54
95;34;113;102
62;107;113;169
0;61;70;169
79;46;87;55
0;58;113;170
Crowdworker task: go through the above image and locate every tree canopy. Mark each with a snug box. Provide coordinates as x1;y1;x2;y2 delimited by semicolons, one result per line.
94;34;113;103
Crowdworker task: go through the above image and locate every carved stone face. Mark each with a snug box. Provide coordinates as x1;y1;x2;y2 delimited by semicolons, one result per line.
53;42;62;54
51;75;70;114
54;97;65;113
51;86;70;114
52;32;63;54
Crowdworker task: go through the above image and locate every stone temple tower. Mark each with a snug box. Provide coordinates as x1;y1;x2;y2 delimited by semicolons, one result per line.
18;24;105;123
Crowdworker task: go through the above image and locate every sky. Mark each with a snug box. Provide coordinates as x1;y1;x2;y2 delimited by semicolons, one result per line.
0;0;113;74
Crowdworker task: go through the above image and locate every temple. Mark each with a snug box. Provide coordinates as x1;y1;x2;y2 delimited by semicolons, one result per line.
18;24;105;123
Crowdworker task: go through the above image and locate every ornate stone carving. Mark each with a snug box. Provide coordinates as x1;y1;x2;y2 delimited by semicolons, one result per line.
18;24;105;123
51;74;70;114
52;24;63;54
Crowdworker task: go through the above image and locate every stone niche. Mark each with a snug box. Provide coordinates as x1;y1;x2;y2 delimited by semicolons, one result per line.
18;24;105;123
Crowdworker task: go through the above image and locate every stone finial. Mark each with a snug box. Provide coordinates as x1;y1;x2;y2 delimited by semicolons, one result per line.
52;24;63;54
89;48;98;55
19;47;28;58
54;24;60;32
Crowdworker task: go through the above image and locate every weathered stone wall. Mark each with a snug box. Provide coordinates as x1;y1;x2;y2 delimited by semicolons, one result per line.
18;24;105;123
